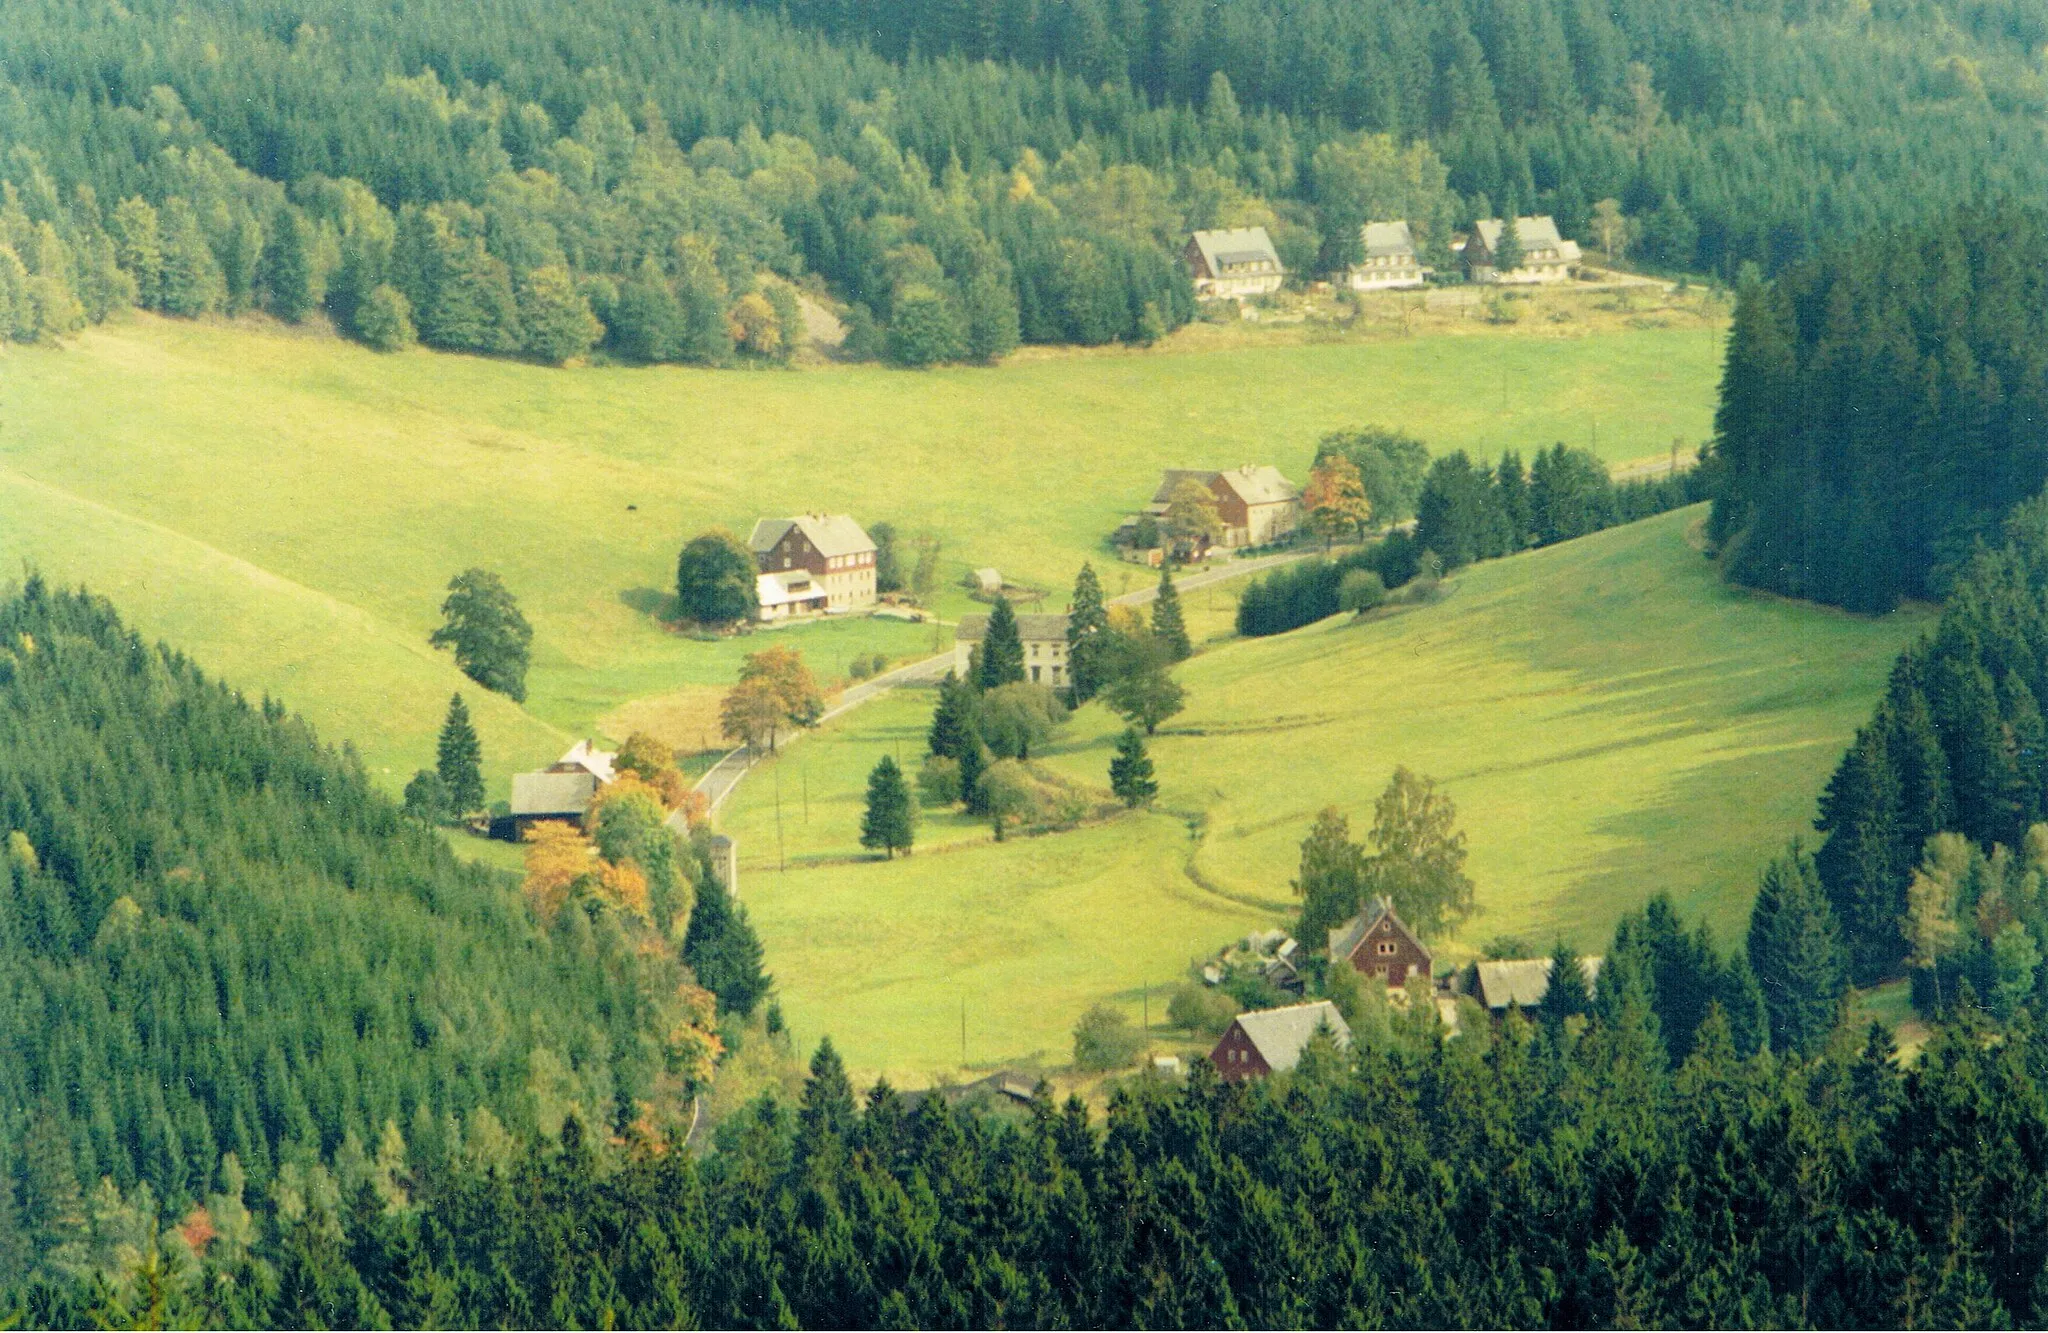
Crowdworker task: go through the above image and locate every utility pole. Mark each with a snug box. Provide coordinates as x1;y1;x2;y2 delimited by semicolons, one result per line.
802;766;809;823
774;761;785;872
960;994;967;1068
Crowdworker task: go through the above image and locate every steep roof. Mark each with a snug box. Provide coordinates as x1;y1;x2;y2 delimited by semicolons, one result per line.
1474;956;1605;1010
1473;215;1572;260
510;770;599;818
1231;1001;1352;1072
956;611;1069;643
1327;896;1428;965
748;514;876;558
554;740;616;784
1214;464;1300;507
1361;220;1417;259
1189;227;1282;274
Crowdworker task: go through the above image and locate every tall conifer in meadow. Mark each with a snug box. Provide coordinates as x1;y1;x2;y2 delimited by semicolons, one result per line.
436;693;484;814
859;755;916;858
1151;567;1190;662
1109;728;1157;807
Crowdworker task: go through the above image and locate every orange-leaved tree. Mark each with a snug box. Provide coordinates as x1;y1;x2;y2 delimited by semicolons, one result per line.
1303;453;1373;547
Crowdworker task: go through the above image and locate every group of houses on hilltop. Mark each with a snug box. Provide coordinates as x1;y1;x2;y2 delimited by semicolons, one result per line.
1208;897;1603;1081
1182;214;1582;300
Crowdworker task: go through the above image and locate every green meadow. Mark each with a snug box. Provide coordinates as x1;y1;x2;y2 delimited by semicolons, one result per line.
0;313;1720;792
724;509;1931;1076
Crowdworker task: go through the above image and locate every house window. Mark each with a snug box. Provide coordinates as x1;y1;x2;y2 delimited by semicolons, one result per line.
1031;666;1041;682
1377;941;1397;956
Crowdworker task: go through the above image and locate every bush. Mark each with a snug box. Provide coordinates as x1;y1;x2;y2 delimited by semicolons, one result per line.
402;768;451;823
1220;964;1288;1012
916;755;961;806
355;283;417;351
1166;983;1240;1037
1073;1004;1146;1071
979;682;1069;759
1339;569;1387;614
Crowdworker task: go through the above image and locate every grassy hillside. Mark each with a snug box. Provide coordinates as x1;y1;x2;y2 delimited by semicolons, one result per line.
0;312;1719;790
722;509;1931;1076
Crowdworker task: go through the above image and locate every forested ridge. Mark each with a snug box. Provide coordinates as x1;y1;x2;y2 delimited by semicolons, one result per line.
0;579;706;1291
11;985;2048;1327
1709;203;2048;614
0;0;2044;364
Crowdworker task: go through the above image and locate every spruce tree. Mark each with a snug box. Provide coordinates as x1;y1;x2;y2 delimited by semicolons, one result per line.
927;673;974;758
1067;563;1110;703
1883;662;1953;860
436;693;484;815
1542;941;1591;1026
1151;567;1191;662
977;597;1026;690
859;755;916;858
1746;846;1848;1056
261;205;318;322
1814;719;1907;984
956;719;990;814
1490;211;1524;277
1108;727;1157;808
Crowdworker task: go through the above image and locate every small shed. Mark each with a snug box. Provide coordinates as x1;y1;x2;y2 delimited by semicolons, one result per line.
972;568;1003;595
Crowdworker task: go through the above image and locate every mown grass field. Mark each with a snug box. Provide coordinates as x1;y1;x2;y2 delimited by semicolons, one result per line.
726;509;1931;1077
0;311;1721;793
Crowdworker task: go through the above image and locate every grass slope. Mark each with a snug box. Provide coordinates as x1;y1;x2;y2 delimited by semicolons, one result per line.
0;315;1719;787
724;509;1930;1076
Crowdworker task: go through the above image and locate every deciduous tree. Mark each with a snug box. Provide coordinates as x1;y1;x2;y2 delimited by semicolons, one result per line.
429;568;533;701
676;529;760;626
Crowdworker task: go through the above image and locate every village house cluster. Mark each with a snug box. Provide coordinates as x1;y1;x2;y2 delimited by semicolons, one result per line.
1183;212;1584;303
1209;897;1603;1080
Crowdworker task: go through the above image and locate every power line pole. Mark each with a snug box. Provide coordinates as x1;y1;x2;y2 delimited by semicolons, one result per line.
960;994;967;1068
774;761;785;873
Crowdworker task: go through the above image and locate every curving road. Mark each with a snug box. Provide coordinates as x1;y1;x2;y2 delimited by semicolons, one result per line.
682;546;1325;820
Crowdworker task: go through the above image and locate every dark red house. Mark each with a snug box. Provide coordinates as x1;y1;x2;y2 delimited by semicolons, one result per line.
1209;1000;1351;1082
1328;897;1433;988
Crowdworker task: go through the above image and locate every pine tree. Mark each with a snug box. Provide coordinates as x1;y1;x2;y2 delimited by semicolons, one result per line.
978;597;1026;690
157;197;227;317
436;694;484;815
1490;211;1524;276
1151;567;1191;662
1108;728;1157;807
1067;563;1110;703
859;755;916;858
1746;846;1848;1056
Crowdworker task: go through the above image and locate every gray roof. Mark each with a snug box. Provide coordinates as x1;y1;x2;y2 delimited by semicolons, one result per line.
1189;227;1282;275
1472;216;1580;264
956;611;1069;643
510;770;599;818
1361;220;1417;259
1231;1001;1351;1072
747;513;876;559
1475;955;1604;1010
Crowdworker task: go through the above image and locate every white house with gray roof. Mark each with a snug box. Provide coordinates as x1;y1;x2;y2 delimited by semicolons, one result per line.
748;514;878;614
954;611;1071;687
1184;227;1285;298
1345;220;1428;291
1464;215;1582;284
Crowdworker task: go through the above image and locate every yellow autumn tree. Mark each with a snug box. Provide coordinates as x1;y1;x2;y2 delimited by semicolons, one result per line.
521;819;594;923
1302;453;1373;547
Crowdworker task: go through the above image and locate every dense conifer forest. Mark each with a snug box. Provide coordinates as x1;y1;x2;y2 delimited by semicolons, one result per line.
0;579;707;1292
1;0;2045;362
1709;204;2048;613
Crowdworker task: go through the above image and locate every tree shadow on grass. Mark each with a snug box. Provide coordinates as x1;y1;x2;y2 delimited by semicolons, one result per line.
620;586;679;621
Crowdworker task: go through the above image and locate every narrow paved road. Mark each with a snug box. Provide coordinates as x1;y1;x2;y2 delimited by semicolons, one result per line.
682;546;1325;820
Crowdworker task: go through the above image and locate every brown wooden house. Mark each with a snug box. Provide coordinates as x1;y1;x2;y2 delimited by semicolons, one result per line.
747;514;878;613
1328;897;1433;987
1210;1000;1351;1082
